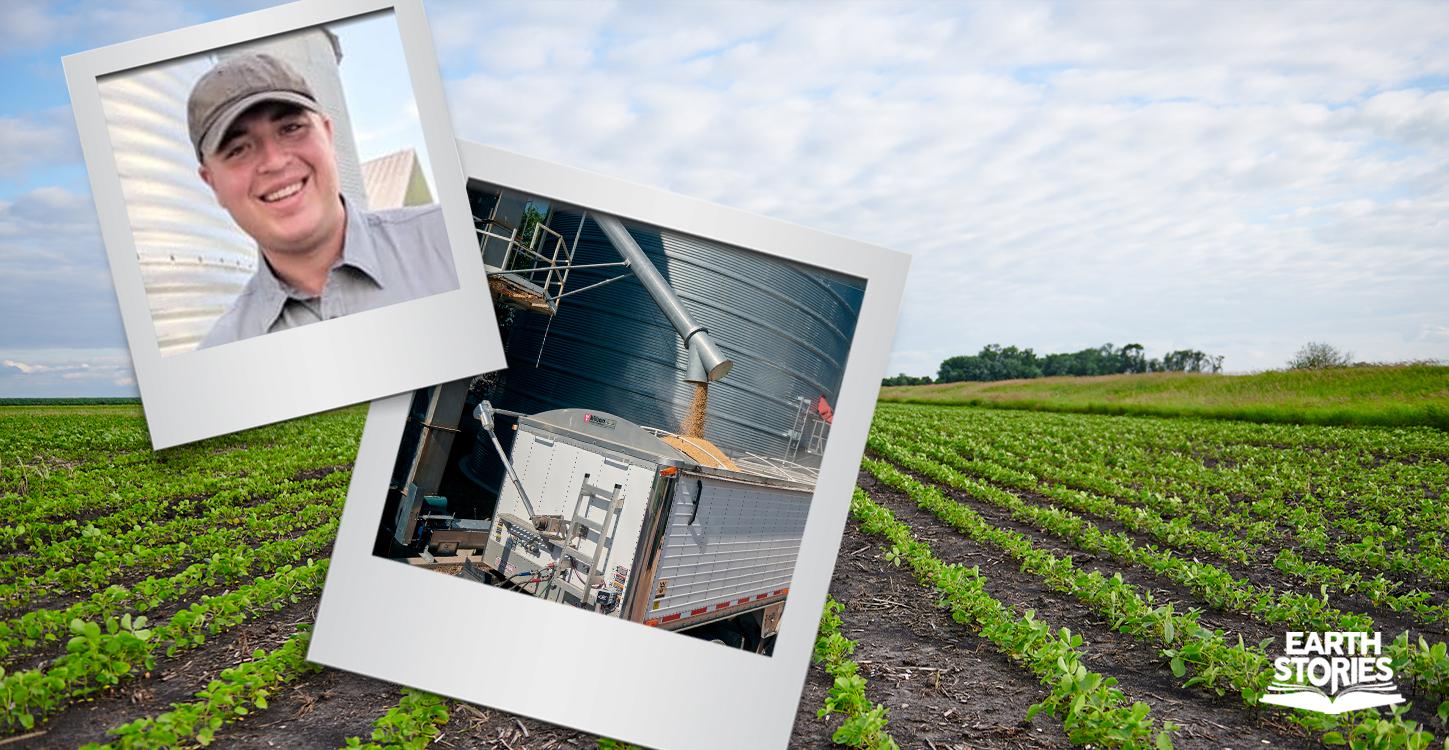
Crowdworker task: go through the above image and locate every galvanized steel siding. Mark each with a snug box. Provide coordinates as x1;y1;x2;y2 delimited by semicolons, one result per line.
492;209;864;460
99;57;257;356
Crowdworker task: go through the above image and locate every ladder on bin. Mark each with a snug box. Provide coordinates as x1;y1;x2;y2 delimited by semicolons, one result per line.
544;475;624;603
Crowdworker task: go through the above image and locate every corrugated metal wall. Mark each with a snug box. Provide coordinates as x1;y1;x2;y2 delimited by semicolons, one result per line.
98;27;368;356
486;205;865;461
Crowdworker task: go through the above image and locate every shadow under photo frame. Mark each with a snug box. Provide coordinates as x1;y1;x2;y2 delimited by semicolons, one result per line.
308;141;910;750
63;0;502;449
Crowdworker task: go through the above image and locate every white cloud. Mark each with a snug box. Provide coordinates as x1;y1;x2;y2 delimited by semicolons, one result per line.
0;186;124;352
5;1;1445;386
0;110;79;179
1412;323;1449;344
0;348;136;397
429;1;1449;375
1;359;40;374
0;0;274;56
0;1;58;53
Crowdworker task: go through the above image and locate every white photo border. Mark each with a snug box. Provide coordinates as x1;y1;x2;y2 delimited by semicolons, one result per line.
308;140;910;750
63;0;503;449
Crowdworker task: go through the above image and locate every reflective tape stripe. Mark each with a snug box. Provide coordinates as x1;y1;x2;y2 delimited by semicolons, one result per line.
653;590;788;626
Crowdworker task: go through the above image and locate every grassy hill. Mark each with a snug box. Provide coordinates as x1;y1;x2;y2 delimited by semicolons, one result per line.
879;364;1449;429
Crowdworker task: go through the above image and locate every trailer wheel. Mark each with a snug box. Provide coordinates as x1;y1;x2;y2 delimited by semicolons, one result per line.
689;621;749;650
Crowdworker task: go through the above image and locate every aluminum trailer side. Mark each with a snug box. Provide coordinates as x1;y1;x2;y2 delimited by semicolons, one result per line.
479;408;810;638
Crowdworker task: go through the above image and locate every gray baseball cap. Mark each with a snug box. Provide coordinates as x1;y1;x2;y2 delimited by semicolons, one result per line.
187;53;320;162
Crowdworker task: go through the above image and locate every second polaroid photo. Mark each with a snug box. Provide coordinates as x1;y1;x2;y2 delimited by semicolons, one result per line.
64;0;503;448
310;142;909;750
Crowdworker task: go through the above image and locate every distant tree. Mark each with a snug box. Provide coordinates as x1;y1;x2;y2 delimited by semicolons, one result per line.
938;344;1041;382
1041;352;1074;376
938;354;986;383
1288;342;1352;370
1163;349;1201;372
881;373;933;386
938;342;1223;382
1155;349;1224;373
1078;343;1118;376
1120;343;1147;373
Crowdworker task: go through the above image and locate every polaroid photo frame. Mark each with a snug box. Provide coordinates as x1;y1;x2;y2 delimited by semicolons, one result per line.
63;0;503;449
309;140;909;750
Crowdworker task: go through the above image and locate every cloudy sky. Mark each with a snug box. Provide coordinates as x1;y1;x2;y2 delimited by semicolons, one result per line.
2;1;1447;396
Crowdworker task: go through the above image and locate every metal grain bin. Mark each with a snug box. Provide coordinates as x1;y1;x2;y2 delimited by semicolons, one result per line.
481;196;864;463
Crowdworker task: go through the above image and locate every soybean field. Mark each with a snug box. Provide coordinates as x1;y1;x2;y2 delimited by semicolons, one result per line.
802;402;1448;750
0;405;845;749
3;401;1447;749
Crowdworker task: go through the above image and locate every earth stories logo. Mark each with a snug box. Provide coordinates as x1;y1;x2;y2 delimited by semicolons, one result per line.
1261;631;1403;714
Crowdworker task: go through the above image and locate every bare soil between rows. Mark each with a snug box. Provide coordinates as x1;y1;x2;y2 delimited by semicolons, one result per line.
2;534;338;674
887;459;1449;729
6;464;1441;749
788;513;1071;749
7;597;323;749
858;470;1322;749
1;480;347;628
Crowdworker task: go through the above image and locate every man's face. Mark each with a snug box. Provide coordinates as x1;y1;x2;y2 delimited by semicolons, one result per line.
199;103;343;256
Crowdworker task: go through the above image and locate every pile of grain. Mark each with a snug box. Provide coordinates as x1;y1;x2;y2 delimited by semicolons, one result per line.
660;433;740;472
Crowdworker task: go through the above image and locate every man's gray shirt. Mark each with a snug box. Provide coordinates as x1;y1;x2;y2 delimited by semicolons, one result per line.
199;203;457;348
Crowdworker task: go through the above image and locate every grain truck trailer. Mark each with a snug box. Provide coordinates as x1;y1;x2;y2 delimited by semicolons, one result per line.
474;406;810;645
383;201;845;651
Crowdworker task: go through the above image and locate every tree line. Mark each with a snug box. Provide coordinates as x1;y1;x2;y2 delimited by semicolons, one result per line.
883;343;1225;386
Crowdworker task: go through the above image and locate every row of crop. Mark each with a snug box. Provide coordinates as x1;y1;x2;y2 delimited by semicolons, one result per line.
848;486;1176;748
875;400;1449;468
874;431;1369;632
879;406;1449;603
0;459;344;552
876;403;1444;535
967;404;1449;551
0;482;346;612
1039;435;1449;575
341;688;452;750
877;403;1448;526
0;409;149;469
0;469;348;582
0;515;339;665
873;416;1449;631
811;597;899;750
875;409;1281;546
1080;438;1449;593
939;424;1442;612
1;448;352;549
0;558;328;732
860;462;1441;748
868;433;1449;707
991;398;1445;459
81;625;321;749
0;408;361;533
873;417;1260;562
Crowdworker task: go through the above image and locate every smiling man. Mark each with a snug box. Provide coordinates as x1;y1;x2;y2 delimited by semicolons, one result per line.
187;53;457;349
